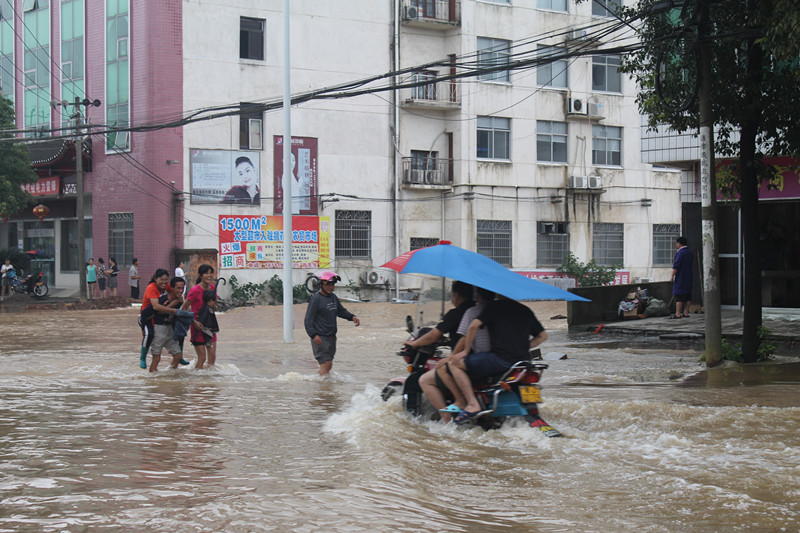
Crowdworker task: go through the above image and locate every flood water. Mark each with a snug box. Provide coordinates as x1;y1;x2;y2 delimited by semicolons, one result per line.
1;301;799;532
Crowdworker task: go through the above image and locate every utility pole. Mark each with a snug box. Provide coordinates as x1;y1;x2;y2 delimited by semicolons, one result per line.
696;0;723;366
282;0;294;343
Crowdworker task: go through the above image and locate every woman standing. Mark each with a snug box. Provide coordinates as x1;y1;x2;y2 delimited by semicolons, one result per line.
108;257;119;297
181;264;217;369
86;258;97;300
129;258;140;299
97;258;107;298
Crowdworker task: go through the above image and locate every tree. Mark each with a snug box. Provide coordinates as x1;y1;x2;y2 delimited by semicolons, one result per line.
0;95;37;219
616;0;800;362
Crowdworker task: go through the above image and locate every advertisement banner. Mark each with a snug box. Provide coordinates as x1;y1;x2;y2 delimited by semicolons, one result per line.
218;215;330;269
273;136;318;215
516;270;631;286
190;149;261;204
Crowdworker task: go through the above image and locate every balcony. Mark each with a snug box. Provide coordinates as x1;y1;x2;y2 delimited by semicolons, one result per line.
399;74;460;110
401;157;453;190
400;0;461;27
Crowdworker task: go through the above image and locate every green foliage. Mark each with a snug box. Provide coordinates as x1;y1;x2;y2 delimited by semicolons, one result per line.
0;96;37;218
557;252;618;287
265;274;311;303
0;247;31;273
345;279;362;301
227;274;268;306
700;327;777;363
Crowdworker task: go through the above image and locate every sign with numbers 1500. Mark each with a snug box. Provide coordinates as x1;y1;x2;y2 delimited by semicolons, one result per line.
218;215;330;269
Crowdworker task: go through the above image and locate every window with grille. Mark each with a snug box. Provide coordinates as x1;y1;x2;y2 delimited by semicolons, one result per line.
477;220;512;266
653;224;680;265
592;54;621;93
537;121;568;163
593;0;621;17
240;17;265;60
108;212;134;268
592;125;622;166
478;37;511;82
106;0;129;150
410;237;439;250
537;45;568;88
537;222;569;266
592;222;624;266
335;210;371;258
239;102;263;150
477;116;510;160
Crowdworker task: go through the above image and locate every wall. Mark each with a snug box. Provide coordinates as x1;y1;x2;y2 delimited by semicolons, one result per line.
567;281;674;325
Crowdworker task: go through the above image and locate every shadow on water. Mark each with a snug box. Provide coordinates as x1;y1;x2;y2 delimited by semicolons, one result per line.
682;361;800;388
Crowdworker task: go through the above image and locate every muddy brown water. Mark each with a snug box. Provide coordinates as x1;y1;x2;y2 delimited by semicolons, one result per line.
0;301;798;532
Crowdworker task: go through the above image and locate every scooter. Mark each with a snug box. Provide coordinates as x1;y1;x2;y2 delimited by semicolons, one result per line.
11;270;49;298
381;316;562;437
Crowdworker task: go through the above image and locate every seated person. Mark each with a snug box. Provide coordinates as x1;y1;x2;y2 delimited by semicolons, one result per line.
403;280;474;352
419;287;494;422
446;295;548;424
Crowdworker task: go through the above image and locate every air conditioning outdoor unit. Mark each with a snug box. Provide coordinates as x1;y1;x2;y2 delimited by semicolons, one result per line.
569;175;588;189
362;269;387;285
568;29;589;41
588;101;604;118
568;98;588;115
405;169;425;184
402;5;418;20
588;175;602;189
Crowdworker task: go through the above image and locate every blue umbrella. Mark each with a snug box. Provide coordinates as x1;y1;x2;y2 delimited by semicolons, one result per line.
382;242;589;302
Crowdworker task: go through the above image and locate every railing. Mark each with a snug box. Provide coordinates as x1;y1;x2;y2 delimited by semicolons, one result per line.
401;0;461;25
401;157;453;187
399;73;460;107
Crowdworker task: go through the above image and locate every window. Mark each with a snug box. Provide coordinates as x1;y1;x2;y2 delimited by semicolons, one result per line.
592;125;622;165
593;222;623;266
593;0;621;17
410;70;437;100
22;0;50;135
537;222;569;266
335;210;371;258
106;0;129;150
410;237;439;250
61;0;85;127
478;37;511;83
653;224;680;265
537;0;567;11
537;121;567;163
592;54;621;93
537;45;568;88
477;116;510;160
108;212;134;269
239;102;263;150
240;17;265;61
0;0;14;101
477;220;512;266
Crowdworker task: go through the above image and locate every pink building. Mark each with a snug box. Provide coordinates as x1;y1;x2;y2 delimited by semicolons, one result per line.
0;0;185;291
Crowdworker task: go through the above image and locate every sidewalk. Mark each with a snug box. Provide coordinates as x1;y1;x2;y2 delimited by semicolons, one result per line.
594;308;800;343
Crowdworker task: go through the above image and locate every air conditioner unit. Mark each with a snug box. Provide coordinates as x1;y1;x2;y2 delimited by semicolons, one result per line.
569;175;588;189
568;98;588;115
402;5;418;20
588;175;602;189
538;222;556;234
362;269;387;285
588;101;604;118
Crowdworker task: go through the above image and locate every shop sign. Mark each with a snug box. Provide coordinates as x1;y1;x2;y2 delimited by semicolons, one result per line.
21;177;60;196
516;270;631;286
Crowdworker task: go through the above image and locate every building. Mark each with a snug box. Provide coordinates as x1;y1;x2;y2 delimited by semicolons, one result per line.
0;0;681;296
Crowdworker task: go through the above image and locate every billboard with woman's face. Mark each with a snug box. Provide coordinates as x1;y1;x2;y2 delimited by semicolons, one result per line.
190;149;261;205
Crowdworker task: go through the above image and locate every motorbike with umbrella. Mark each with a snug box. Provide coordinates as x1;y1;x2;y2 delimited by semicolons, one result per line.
379;241;588;436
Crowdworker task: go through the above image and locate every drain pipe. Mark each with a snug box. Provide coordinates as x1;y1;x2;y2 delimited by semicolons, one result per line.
392;0;401;302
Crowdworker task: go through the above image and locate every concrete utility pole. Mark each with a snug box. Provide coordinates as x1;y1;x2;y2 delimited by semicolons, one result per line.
696;0;723;366
282;0;294;343
75;106;87;301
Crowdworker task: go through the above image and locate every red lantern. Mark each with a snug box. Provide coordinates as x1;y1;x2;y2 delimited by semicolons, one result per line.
33;204;50;221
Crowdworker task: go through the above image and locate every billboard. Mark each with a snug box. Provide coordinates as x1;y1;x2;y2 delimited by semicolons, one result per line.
218;215;330;269
273;136;318;215
190;149;261;204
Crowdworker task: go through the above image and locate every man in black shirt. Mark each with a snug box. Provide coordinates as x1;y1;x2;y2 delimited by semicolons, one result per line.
403;281;473;351
448;296;547;424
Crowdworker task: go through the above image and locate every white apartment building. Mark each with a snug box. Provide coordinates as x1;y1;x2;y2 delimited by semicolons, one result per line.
181;0;682;296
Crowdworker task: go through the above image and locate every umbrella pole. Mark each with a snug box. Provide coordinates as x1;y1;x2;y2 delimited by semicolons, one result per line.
440;277;445;320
